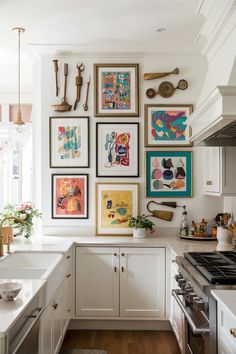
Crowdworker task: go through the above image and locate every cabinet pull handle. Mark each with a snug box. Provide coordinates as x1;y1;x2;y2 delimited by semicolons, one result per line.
121;253;125;256
230;328;236;337
66;273;71;278
172;259;176;263
66;255;71;259
121;266;124;272
114;266;117;272
67;308;71;312
113;253;117;256
52;302;58;310
206;180;213;186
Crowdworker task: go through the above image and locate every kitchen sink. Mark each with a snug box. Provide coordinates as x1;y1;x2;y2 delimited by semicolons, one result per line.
0;267;48;279
0;252;62;269
0;252;64;281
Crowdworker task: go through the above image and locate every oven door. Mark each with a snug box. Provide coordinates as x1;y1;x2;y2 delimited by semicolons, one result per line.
172;289;209;354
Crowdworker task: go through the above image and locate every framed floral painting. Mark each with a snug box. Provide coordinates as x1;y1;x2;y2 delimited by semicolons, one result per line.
94;64;139;117
96;183;139;236
52;174;88;219
146;151;192;197
96;122;139;177
49;116;89;168
144;104;193;147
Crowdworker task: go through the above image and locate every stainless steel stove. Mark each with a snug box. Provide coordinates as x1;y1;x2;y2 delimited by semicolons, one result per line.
173;251;236;354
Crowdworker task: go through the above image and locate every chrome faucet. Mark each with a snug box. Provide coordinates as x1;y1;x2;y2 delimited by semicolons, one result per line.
0;216;30;257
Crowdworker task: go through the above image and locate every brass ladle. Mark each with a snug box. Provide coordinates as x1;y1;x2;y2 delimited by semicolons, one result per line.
146;79;188;99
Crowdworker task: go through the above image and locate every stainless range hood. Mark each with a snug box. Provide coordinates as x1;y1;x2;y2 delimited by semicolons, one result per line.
188;86;236;146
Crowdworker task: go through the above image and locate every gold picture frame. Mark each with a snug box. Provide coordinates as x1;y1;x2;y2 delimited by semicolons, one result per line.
96;182;139;236
94;63;139;117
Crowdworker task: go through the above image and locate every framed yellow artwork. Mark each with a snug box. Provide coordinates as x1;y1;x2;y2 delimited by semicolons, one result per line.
96;182;139;236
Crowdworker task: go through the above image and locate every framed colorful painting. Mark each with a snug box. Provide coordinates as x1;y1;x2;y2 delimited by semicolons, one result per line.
144;104;193;147
52;174;88;219
96;183;139;236
96;122;139;177
94;63;139;117
146;151;192;197
49;116;89;168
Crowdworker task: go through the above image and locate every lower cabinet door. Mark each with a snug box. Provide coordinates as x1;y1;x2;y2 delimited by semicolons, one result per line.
40;305;52;354
76;247;119;317
120;247;165;317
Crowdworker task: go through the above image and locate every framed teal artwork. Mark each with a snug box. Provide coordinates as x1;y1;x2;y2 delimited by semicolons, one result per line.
146;151;192;197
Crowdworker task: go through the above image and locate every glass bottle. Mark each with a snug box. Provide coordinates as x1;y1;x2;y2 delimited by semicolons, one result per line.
189;220;195;236
180;206;189;236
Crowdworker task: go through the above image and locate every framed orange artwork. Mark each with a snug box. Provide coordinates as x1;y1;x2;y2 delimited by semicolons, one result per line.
52;174;88;219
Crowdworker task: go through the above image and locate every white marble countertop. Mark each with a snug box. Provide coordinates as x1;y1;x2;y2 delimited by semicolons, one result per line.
0;279;46;336
6;229;221;257
211;290;236;320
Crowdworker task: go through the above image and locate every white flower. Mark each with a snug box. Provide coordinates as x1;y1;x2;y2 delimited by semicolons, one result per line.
20;213;27;219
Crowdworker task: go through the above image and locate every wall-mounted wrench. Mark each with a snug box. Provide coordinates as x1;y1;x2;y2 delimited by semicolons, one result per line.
74;63;85;110
83;77;91;111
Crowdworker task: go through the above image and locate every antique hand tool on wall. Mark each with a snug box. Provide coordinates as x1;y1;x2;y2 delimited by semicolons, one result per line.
83;76;91;111
52;59;59;96
52;63;72;112
146;79;188;98
144;67;179;80
146;200;186;222
74;63;85;110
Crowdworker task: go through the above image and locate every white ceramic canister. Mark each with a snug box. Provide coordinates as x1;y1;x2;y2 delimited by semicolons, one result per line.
216;226;233;251
133;228;146;239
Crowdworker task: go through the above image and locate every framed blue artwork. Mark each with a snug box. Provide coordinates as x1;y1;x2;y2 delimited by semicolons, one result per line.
144;104;193;147
146;151;192;197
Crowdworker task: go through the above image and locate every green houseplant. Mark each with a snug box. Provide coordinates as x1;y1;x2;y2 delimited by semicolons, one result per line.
128;214;155;238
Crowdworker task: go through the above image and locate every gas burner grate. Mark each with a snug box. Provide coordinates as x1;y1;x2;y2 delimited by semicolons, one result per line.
196;265;236;284
183;252;233;266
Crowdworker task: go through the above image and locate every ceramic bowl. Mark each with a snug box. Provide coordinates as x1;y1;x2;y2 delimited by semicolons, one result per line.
0;282;22;301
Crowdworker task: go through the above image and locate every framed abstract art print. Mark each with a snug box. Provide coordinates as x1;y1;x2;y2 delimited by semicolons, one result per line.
96;122;139;177
52;174;88;219
144;104;193;147
49;116;89;168
94;64;139;117
96;183;139;236
146;151;192;198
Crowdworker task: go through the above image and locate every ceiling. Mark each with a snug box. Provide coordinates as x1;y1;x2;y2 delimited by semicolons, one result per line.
0;0;204;92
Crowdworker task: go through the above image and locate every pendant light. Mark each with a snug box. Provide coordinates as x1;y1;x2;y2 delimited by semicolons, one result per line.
12;27;25;133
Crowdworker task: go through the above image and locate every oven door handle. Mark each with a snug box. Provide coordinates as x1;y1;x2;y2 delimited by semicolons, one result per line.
172;289;209;335
10;306;45;354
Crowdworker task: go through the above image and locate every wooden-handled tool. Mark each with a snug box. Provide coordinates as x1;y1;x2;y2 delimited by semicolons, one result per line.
52;63;72;112
83;77;90;111
52;59;59;96
74;63;85;110
144;67;179;80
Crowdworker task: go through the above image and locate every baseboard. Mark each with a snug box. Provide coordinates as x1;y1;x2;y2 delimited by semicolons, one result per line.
68;319;172;331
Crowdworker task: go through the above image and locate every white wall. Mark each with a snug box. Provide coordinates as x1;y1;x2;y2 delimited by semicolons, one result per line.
38;53;223;235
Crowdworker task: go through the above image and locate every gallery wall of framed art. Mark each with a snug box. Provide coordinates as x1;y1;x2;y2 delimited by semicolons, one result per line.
40;54;223;234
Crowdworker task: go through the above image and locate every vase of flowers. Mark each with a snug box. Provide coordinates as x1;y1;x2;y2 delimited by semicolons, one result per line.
1;202;41;238
128;214;155;239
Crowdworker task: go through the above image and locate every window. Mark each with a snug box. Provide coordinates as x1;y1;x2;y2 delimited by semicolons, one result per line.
0;104;32;210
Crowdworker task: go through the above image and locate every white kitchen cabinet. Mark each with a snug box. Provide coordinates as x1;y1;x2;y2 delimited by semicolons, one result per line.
217;301;236;354
76;247;119;317
203;147;236;196
75;246;165;318
120;247;165;317
170;255;184;353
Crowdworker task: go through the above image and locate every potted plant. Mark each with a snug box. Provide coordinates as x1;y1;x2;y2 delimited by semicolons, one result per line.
128;214;155;239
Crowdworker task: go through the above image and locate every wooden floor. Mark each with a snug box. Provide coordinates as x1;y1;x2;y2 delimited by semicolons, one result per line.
60;330;181;354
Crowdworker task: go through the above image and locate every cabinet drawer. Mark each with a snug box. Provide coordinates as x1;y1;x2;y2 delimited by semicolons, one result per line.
218;305;236;352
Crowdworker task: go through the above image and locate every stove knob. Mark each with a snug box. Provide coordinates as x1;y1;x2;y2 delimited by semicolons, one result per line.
193;298;205;311
184;286;193;294
175;274;183;281
178;279;186;287
188;292;197;303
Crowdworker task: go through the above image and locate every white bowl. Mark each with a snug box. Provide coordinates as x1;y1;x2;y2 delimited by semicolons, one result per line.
0;282;22;301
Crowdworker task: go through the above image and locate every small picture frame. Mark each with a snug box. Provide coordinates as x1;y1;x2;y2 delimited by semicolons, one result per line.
96;182;139;236
49;116;89;168
146;151;192;197
96;122;139;177
94;63;139;117
144;104;193;147
52;174;89;219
